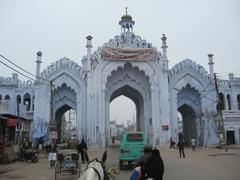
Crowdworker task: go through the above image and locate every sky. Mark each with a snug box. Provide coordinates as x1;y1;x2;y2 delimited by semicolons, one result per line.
0;0;240;125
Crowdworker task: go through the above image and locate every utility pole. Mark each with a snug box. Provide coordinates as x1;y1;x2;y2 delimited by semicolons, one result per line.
214;73;227;151
17;97;20;146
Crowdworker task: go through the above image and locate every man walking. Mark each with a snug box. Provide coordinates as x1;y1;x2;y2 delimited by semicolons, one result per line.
48;141;57;168
177;138;186;158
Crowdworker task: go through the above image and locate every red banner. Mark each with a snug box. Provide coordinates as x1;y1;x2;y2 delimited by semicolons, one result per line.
6;119;17;127
102;46;157;61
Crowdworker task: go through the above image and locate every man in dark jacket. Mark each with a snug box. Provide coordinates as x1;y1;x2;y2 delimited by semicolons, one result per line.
78;139;89;163
177;138;186;158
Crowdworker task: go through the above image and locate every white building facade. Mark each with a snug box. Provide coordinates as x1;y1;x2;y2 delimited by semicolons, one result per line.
1;13;240;148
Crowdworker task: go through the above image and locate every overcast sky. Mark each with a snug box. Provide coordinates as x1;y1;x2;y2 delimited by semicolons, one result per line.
0;0;240;125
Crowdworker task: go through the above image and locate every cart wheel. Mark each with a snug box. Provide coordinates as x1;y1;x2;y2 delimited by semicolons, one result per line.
55;163;60;180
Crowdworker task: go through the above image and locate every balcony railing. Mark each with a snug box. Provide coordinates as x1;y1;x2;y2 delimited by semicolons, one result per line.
222;110;240;119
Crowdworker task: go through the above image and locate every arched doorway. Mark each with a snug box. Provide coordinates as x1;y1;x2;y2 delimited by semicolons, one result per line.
178;104;197;144
110;85;143;131
52;83;78;143
105;63;151;145
55;106;76;143
177;84;201;144
110;95;136;144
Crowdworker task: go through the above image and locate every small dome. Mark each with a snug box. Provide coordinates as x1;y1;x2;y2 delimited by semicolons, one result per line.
121;14;132;21
37;51;42;56
119;8;135;30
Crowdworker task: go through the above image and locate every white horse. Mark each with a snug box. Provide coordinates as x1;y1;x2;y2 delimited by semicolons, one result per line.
79;151;107;180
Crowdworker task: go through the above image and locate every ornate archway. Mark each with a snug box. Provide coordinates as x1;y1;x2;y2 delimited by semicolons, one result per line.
177;84;202;144
105;63;152;144
52;83;77;142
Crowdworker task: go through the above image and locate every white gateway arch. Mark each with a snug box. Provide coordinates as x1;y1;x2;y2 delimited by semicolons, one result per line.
33;13;221;148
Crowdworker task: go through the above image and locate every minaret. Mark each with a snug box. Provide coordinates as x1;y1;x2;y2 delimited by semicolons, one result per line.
86;36;93;72
119;7;135;32
161;34;168;70
86;35;93;145
35;51;42;84
208;54;214;80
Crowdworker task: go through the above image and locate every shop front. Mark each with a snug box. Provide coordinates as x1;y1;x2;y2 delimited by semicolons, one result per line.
0;115;31;163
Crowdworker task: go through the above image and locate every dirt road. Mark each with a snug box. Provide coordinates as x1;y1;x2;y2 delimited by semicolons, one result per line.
0;147;239;180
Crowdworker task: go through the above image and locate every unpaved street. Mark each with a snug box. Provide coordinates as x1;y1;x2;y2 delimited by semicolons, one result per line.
0;147;240;180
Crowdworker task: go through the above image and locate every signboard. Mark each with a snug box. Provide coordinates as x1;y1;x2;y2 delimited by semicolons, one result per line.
49;121;56;129
50;131;57;139
6;119;17;127
162;125;169;131
102;46;157;61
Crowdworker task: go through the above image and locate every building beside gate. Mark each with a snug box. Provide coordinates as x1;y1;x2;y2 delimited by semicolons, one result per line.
1;12;240;148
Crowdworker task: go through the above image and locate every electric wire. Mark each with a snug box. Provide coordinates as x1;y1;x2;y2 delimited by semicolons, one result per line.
0;59;35;81
201;87;216;97
198;81;212;96
0;54;68;112
200;94;217;103
0;54;49;83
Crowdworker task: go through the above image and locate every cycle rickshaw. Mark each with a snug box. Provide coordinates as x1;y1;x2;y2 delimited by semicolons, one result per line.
55;149;81;180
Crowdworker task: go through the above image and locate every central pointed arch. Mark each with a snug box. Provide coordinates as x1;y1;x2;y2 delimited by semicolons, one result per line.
110;85;144;131
105;62;152;144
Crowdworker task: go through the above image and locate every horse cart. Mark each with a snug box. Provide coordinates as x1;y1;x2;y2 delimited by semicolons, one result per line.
55;149;81;180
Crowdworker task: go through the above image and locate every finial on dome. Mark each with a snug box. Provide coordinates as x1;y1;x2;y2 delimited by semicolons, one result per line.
119;8;135;32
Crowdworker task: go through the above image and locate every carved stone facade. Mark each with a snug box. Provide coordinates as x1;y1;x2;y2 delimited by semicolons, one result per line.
1;13;240;147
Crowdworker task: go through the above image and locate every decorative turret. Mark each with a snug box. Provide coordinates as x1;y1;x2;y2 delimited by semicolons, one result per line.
161;34;168;70
86;35;93;72
161;34;168;53
12;73;18;83
208;53;214;80
35;51;42;84
119;7;135;32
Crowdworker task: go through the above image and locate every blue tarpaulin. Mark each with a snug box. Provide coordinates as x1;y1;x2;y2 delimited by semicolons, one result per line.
33;132;47;138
